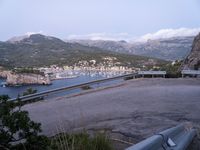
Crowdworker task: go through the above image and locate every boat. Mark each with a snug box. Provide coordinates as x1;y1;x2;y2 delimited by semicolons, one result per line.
55;73;79;79
1;82;7;87
65;75;78;79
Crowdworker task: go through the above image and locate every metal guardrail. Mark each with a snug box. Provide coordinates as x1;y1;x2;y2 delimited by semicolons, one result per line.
138;71;166;78
9;73;138;102
126;124;196;150
8;69;197;103
182;70;200;78
138;71;167;75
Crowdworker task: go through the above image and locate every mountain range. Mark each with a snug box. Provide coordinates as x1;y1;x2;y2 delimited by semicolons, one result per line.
0;34;166;69
67;36;194;61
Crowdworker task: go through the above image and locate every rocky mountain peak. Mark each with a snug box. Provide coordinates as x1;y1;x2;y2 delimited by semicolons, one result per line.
7;34;64;44
22;34;55;43
183;33;200;70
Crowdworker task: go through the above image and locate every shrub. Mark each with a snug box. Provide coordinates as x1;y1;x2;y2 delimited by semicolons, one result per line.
0;95;50;150
81;85;92;90
13;68;44;76
156;60;182;78
21;88;43;104
51;132;113;150
124;76;134;80
23;88;37;96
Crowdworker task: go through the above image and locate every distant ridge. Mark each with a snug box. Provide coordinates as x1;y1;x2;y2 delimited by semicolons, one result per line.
0;34;167;69
67;36;194;61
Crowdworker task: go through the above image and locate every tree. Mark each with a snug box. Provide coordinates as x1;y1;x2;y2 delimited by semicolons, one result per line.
0;95;50;150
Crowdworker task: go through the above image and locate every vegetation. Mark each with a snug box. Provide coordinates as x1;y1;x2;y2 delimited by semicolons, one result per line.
0;95;50;150
81;85;92;90
154;60;182;78
13;68;44;75
124;76;134;80
21;88;44;104
23;88;37;96
51;132;113;150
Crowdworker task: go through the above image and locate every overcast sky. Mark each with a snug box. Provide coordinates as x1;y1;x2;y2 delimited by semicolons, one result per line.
0;0;200;41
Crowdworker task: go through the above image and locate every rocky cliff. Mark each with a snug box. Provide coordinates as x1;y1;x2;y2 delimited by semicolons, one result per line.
183;33;200;70
0;69;51;85
6;73;51;85
0;70;11;78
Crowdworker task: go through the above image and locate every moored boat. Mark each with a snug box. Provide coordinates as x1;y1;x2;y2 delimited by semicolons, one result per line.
1;82;7;87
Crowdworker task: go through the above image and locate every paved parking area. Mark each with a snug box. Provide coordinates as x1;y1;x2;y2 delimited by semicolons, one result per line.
24;78;200;144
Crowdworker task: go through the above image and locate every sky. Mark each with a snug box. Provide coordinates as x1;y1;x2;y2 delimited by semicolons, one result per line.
0;0;200;41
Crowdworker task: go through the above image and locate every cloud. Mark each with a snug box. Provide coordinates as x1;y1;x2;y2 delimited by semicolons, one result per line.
7;31;44;42
66;28;200;42
135;28;200;42
25;31;43;36
67;32;132;41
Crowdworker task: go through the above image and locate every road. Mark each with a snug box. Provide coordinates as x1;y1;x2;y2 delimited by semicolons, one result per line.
23;78;200;148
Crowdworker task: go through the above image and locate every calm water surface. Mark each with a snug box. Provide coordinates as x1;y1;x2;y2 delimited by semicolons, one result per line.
0;72;125;98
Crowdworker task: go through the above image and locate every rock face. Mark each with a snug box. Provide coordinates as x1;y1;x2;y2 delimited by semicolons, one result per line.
6;73;51;85
183;33;200;70
0;70;11;78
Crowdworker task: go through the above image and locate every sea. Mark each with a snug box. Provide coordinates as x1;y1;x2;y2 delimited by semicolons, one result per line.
0;71;129;99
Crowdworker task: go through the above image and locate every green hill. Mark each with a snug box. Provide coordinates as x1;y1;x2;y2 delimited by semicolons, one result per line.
0;34;168;69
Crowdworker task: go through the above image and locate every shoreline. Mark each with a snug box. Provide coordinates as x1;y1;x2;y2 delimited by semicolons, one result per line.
0;68;134;86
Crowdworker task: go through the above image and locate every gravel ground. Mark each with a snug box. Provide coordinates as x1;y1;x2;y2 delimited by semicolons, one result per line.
23;78;200;149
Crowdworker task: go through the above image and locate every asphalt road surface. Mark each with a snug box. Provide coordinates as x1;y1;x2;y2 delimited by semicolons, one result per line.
24;78;200;147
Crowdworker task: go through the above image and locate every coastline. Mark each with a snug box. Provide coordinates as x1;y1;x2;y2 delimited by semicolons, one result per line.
0;65;135;86
0;70;51;86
